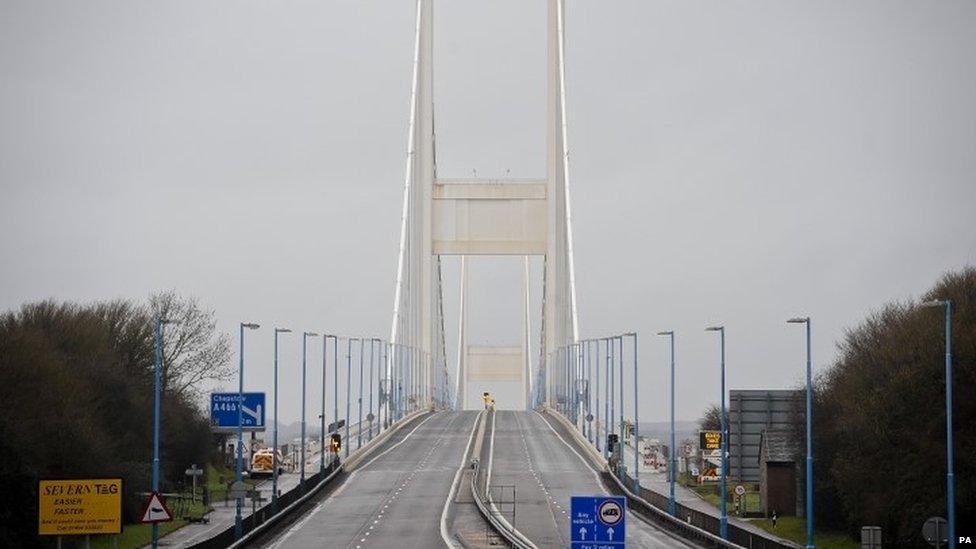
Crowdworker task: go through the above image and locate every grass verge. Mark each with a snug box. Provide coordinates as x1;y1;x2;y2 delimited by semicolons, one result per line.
751;517;858;549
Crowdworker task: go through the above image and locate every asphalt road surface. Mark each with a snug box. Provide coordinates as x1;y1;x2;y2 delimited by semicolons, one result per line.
487;410;697;548
261;411;478;549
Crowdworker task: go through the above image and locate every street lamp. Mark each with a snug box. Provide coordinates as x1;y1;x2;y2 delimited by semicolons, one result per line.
345;338;353;457
657;330;676;517
705;325;728;541
585;340;593;443
151;317;176;549
614;335;624;475
787;317;814;549
369;338;381;441
235;322;260;540
625;332;638;493
272;327;292;511
603;337;611;460
319;334;326;472
393;343;400;421
324;335;339;466
609;337;615;459
921;299;956;549
358;338;365;449
301;331;318;489
575;343;582;428
595;339;601;453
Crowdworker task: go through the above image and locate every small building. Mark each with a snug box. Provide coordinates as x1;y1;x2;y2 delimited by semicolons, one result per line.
758;429;803;517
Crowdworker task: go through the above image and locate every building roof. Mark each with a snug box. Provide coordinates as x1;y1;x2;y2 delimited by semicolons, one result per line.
760;429;800;463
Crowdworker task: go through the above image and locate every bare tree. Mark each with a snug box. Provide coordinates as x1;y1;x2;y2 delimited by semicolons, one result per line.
149;291;232;399
699;404;721;431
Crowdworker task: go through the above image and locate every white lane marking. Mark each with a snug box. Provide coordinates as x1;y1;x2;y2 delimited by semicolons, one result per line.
354;413;437;472
439;411;483;548
533;410;604;485
268;413;438;548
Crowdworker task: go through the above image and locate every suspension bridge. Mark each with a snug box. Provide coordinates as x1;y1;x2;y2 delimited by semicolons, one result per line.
163;2;803;548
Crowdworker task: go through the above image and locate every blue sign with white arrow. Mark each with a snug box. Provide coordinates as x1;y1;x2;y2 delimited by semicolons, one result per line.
571;495;626;548
210;392;266;431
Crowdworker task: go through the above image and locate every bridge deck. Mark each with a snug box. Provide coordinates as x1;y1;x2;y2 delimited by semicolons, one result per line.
254;410;697;548
490;410;696;548
260;411;477;549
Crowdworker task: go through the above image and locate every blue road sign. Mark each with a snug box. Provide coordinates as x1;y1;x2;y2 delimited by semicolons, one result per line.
571;495;626;548
210;392;266;431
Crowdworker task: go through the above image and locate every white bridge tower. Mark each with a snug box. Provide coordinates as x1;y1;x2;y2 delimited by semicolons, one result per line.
390;0;580;410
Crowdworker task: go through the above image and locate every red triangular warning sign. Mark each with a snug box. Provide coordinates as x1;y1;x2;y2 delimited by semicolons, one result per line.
140;491;173;524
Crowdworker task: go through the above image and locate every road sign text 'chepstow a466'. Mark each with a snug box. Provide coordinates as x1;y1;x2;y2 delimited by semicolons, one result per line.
210;392;265;431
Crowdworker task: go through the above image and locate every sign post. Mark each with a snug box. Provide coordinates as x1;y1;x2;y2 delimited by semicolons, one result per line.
570;495;626;548
185;464;204;501
38;478;123;538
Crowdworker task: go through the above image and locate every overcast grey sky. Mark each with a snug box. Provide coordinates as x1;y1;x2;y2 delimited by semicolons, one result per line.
2;1;974;426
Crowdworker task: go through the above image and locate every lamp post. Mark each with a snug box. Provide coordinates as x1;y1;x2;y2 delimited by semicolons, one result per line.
358;338;365;449
595;339;601;453
235;322;260;540
301;331;318;488
603;337;611;460
320;334;327;472
586;340;593;443
787;317;814;548
345;338;353;458
567;345;573;420
625;333;638;492
369;338;378;441
393;343;400;421
386;344;392;421
657;330;676;517
400;343;406;420
705;325;728;541
272;327;292;511
325;335;338;466
576;343;582;428
921;299;955;548
609;337;615;459
150;316;174;549
401;343;406;419
384;342;392;426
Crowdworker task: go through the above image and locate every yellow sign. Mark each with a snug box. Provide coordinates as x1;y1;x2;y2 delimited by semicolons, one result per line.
700;430;722;451
38;478;123;535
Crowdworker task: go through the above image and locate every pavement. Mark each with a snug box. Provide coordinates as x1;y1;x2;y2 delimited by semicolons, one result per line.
475;411;693;547
258;411;478;549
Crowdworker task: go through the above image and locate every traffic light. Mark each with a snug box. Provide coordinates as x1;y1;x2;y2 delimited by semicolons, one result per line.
330;433;341;454
607;433;618;454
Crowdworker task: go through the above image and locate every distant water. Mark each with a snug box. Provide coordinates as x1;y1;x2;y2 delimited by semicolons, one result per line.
635;421;700;444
